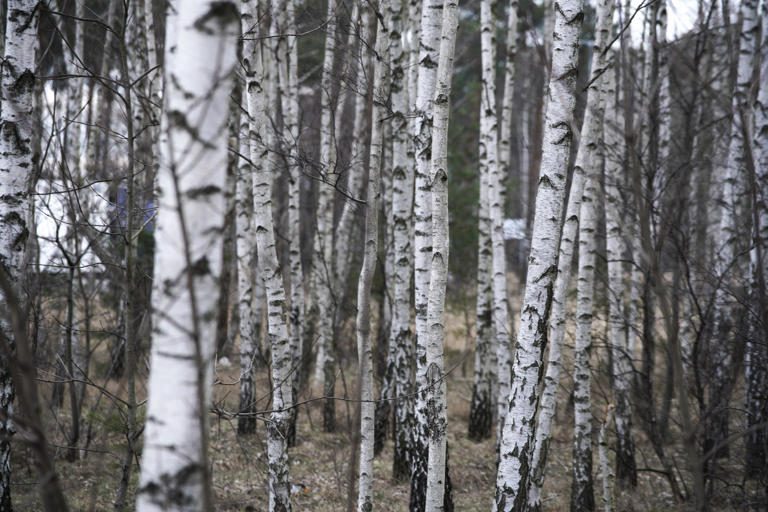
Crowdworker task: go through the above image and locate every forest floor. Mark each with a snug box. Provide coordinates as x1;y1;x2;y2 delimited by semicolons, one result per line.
11;286;760;511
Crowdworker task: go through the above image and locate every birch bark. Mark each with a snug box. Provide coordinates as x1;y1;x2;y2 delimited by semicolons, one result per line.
0;0;39;506
424;1;459;510
236;99;257;434
136;2;239;510
411;0;443;507
603;62;636;487
469;0;496;443
356;9;389;508
526;1;612;508
493;0;519;437
571;103;601;512
495;0;584;510
244;2;294;506
314;0;340;432
384;0;417;480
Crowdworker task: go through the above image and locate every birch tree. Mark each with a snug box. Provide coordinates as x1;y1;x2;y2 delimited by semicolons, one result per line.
570;98;602;512
0;0;39;507
526;2;613;508
382;0;418;480
241;1;295;507
356;7;389;507
136;2;239;510
494;0;519;439
495;0;584;509
411;0;443;506
268;0;304;445
424;0;459;509
313;0;340;433
469;0;496;443
603;61;636;487
236;104;257;434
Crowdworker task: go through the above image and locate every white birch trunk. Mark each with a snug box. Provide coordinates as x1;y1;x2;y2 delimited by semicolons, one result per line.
484;0;513;445
571;112;600;512
495;0;519;427
424;1;459;510
270;0;303;445
603;61;636;487
356;10;389;508
471;90;494;442
136;2;239;510
527;1;612;507
243;4;294;505
386;0;417;480
597;407;615;512
313;0;339;425
0;0;39;506
411;0;443;506
236;102;257;434
470;0;497;444
494;1;584;510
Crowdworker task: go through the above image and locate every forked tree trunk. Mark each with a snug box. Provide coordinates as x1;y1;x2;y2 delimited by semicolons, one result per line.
494;0;584;510
136;2;239;510
526;1;612;508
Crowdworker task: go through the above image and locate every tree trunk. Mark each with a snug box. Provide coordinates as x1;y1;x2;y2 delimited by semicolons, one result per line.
410;0;443;507
494;0;584;510
603;62;637;488
0;0;39;507
136;2;239;510
244;2;294;507
236;86;257;434
526;1;612;508
493;0;519;444
571;107;600;512
469;0;496;444
275;0;305;447
423;1;459;510
383;0;417;481
356;9;389;508
313;0;340;435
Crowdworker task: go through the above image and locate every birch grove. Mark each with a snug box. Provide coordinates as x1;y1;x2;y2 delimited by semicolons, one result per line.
2;0;767;510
